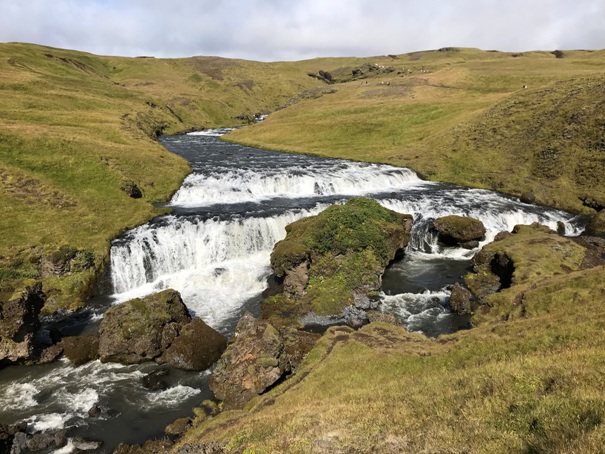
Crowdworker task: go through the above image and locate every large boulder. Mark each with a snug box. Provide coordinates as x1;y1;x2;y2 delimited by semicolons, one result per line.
98;289;190;364
98;289;225;370
160;317;227;371
209;312;318;410
62;334;99;366
0;283;46;365
448;283;472;315
432;215;486;249
264;198;413;322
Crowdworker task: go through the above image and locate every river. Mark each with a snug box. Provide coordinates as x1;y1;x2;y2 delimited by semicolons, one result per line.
0;129;586;452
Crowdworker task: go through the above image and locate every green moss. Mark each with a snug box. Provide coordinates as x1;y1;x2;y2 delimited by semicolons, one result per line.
267;198;409;318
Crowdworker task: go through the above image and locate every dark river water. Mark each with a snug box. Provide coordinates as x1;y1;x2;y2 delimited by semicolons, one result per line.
0;129;586;452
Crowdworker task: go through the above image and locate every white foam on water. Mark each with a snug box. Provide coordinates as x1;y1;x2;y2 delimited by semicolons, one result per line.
29;413;66;431
171;164;423;207
186;128;236;137
56;387;99;415
0;382;39;410
143;384;201;409
52;439;76;454
380;290;452;334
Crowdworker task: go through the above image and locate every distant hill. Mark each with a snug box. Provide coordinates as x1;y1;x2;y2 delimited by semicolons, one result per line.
228;47;605;214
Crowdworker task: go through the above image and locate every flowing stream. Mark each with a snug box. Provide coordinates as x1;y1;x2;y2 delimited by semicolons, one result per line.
0;129;586;452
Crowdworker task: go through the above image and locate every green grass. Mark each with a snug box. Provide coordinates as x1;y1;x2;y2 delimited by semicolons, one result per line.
226;48;605;213
0;42;327;309
178;263;605;452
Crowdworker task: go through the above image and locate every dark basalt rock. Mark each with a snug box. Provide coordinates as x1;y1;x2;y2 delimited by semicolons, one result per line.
209;312;318;410
123;182;143;199
432;215;486;249
160;317;227;371
0;283;46;365
0;421;27;454
142;368;170;391
448;283;473;315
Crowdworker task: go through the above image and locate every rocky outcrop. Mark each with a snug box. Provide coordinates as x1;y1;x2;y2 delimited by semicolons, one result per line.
448;283;472;315
265;198;413;322
209;312;318;410
62;334;99;366
6;424;70;454
0;283;46;365
160;318;227;371
465;223;587;304
98;289;226;369
432;215;486;249
142;368;170;391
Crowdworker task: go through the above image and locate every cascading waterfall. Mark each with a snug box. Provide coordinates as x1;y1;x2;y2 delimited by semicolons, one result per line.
0;128;587;453
109;130;585;334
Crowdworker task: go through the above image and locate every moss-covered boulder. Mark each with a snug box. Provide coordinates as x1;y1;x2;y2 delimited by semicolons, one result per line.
432;215;486;249
98;289;225;369
584;210;605;237
62;335;100;366
264;198;412;322
98;289;190;364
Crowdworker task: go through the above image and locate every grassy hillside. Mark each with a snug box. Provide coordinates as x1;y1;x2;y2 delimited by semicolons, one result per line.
0;42;325;310
177;240;605;453
226;48;605;213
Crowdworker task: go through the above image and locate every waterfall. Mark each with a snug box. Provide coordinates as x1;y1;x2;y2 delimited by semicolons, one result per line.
109;131;586;330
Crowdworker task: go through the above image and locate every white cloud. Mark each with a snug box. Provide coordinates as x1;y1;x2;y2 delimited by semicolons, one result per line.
0;0;603;60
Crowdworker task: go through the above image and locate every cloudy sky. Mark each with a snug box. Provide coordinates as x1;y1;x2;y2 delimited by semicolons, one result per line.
0;0;603;61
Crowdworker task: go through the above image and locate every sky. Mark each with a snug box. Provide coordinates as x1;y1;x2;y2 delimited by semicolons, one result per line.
0;0;603;61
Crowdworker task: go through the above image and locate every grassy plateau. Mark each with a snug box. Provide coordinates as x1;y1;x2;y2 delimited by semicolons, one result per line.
1;43;605;453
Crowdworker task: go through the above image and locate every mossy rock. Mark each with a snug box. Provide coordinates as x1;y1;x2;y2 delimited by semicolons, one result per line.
432;215;486;248
584;210;605;237
98;289;191;364
62;334;99;366
266;198;412;322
